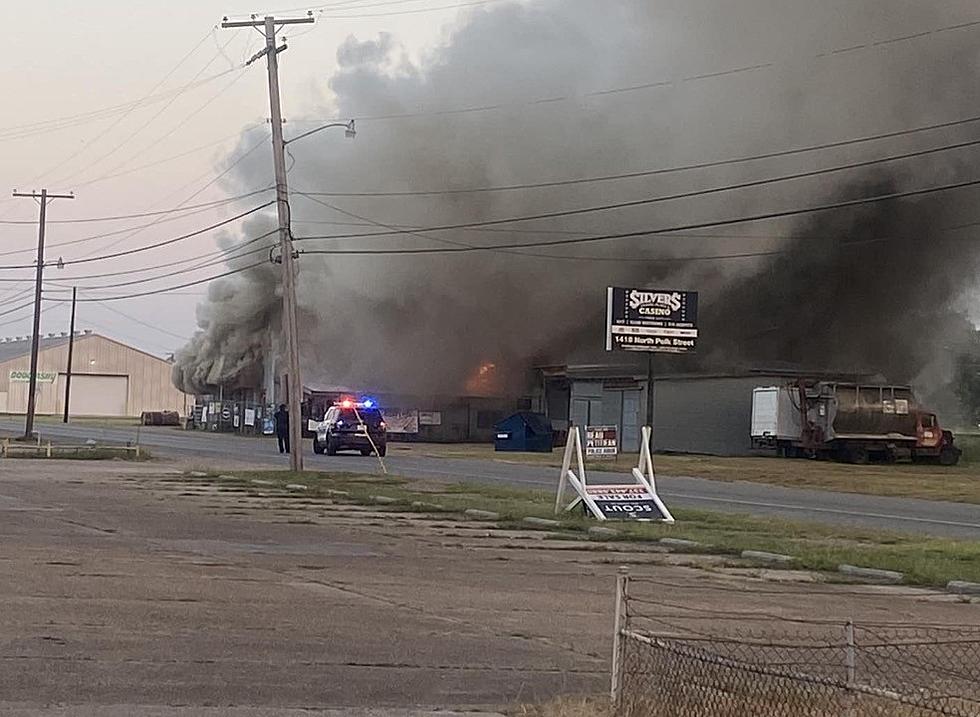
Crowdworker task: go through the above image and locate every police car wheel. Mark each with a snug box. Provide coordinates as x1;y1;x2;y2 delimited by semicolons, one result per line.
360;448;372;456
377;445;387;457
313;438;324;455
325;438;338;456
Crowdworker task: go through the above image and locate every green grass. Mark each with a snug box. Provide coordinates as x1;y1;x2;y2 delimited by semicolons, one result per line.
393;442;980;505
182;469;980;588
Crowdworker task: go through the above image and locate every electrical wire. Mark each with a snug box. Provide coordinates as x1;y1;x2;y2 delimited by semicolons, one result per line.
0;189;273;226
296;175;980;256
298;115;980;198
44;231;277;291
42;260;268;302
0;70;237;143
0;188;273;261
93;301;190;341
72;132;271;260
292;135;980;244
0;202;274;271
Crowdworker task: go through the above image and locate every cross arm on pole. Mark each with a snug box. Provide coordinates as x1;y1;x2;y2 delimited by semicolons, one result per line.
12;191;74;199
221;16;314;28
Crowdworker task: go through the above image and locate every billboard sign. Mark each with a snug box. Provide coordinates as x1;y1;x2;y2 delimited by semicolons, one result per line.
605;287;699;353
585;484;670;520
585;425;618;458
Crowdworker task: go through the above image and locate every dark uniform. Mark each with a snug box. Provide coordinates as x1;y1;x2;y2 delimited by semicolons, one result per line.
274;404;290;454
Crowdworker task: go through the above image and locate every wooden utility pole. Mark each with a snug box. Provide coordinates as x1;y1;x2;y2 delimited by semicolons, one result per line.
221;13;313;471
11;189;74;439
63;286;77;423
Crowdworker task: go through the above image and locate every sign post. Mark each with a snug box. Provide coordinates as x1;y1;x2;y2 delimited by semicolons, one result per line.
555;426;673;522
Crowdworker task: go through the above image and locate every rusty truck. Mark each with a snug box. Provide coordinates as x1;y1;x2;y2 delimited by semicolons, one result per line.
750;381;961;465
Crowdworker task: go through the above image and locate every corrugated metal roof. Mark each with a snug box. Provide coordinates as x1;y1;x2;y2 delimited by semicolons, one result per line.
0;334;75;364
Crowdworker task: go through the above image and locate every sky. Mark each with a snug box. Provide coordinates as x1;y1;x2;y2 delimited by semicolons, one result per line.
4;0;980;369
0;0;456;356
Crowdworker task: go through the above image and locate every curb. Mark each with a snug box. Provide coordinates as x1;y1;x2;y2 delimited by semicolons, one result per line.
411;500;446;511
660;537;703;549
742;550;795;565
464;509;500;520
947;580;980;596
588;526;620;539
523;516;561;528
838;564;904;584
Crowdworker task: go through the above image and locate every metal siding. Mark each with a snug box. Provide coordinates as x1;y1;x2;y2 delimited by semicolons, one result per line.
652;377;779;456
0;335;186;416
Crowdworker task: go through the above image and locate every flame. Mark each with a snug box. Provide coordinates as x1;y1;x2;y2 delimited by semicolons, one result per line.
466;362;499;395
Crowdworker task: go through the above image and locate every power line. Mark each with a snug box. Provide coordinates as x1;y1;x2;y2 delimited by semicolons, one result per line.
297;114;980;198
0;202;274;271
94;301;190;341
293;133;980;243
22;30;224;188
298;174;980;256
0;69;238;143
43;260;267;302
71;132;271;261
44;231;277;291
0;188;272;260
318;0;508;18
290;14;980;125
0;189;272;225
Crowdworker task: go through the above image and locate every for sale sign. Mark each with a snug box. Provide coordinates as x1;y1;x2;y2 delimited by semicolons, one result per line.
605;287;699;353
585;484;670;520
585;425;618;459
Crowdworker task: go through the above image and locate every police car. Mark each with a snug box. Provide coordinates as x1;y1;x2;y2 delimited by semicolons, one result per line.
313;398;387;457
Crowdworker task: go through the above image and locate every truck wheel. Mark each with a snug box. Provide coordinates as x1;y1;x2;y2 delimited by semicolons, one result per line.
326;439;338;456
313;438;324;455
939;445;960;466
846;446;869;465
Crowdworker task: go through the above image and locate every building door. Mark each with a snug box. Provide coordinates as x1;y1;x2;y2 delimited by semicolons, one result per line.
58;374;128;416
622;391;641;453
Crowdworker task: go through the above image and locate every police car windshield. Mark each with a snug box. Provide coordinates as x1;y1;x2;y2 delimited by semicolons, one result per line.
339;407;383;425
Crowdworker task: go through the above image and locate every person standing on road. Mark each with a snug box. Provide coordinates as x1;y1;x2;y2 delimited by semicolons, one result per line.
274;404;290;454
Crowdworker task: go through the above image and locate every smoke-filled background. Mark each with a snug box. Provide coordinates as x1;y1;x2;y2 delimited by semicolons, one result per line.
173;0;980;414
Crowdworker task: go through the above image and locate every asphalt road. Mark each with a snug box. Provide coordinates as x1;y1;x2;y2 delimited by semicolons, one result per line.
4;420;980;539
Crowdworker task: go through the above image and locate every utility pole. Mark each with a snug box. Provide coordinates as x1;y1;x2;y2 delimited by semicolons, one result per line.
12;189;74;439
63;286;77;423
645;353;654;430
221;14;313;471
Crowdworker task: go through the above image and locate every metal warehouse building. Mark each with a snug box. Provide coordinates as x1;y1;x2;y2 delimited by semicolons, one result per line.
0;331;188;418
538;365;879;456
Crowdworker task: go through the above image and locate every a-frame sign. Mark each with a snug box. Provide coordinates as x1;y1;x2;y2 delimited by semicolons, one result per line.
555;426;674;522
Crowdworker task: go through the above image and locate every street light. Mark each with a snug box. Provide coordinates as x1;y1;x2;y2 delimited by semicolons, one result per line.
283;119;356;146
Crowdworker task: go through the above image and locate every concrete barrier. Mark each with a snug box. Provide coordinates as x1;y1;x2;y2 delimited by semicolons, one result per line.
523;517;561;528
588;526;620;539
464;509;500;520
660;537;703;549
838;564;904;584
741;550;795;565
947;580;980;596
371;495;397;504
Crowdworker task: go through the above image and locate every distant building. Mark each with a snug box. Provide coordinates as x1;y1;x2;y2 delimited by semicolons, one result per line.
536;364;882;456
0;331;188;417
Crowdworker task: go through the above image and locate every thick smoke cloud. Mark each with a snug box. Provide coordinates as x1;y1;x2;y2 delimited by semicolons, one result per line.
174;0;980;400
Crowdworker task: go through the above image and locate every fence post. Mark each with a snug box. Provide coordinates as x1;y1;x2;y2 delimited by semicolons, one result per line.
46;441;51;458
845;619;856;716
611;566;631;703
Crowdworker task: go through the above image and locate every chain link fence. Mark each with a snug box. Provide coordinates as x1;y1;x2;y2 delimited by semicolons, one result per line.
611;572;980;716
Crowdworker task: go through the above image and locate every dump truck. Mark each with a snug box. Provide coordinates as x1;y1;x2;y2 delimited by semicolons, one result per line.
750;381;961;465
